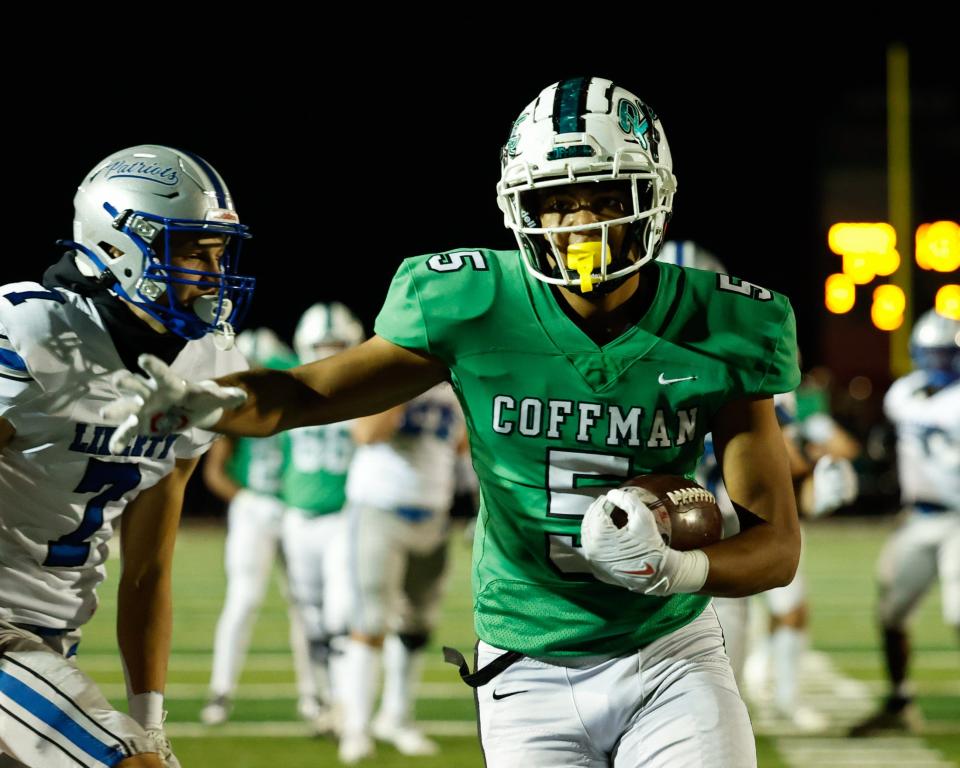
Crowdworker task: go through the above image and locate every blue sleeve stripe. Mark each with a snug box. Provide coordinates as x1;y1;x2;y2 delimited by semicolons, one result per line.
0;668;128;766
774;404;795;426
0;347;27;372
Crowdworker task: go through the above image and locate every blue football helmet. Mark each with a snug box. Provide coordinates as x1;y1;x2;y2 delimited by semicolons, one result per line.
69;145;255;343
910;309;960;387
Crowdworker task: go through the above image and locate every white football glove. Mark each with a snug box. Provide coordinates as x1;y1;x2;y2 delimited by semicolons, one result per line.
580;488;709;596
144;726;181;768
102;353;247;455
811;455;858;517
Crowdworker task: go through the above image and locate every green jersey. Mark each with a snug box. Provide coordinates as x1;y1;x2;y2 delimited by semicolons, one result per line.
226;434;287;496
280;423;354;517
225;351;299;497
375;249;800;657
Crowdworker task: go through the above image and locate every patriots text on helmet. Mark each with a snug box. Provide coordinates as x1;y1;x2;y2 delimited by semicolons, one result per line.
102;160;180;186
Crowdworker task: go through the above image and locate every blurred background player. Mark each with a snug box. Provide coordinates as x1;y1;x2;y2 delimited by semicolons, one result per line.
657;240;727;273
740;390;860;730
337;384;465;764
281;303;364;735
200;329;322;728
660;240;860;729
849;309;960;736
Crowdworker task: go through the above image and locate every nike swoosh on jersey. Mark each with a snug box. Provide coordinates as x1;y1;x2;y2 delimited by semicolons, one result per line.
492;689;528;700
658;373;698;385
619;563;656;576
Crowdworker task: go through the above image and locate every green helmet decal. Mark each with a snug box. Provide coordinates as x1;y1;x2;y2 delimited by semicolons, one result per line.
505;113;528;157
617;98;650;149
617;97;662;161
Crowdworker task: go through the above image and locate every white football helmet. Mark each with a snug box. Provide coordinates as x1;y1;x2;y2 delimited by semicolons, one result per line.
910;308;960;387
658;241;727;273
294;303;364;363
69;145;254;341
497;77;677;292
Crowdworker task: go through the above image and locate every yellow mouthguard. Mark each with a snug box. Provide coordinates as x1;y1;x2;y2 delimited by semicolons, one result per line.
566;242;611;293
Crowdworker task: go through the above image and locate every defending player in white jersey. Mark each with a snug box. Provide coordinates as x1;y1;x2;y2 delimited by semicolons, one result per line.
0;146;252;767
849;309;960;736
337;383;465;763
280;303;364;735
199;329;322;728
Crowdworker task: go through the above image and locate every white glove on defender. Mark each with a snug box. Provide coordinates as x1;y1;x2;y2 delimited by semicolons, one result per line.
811;455;858;517
581;487;709;596
102;353;247;455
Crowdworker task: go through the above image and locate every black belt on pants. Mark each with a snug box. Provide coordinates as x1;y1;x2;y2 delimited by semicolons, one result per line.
443;644;523;688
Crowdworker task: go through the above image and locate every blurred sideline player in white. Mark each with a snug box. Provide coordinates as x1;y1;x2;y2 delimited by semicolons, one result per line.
281;303;363;735
200;329;321;728
656;240;726;273
849;309;959;736
0;146;252;767
661;240;859;729
337;384;465;763
739;391;859;729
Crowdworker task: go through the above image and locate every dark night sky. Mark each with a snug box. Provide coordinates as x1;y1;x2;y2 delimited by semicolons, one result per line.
5;41;957;367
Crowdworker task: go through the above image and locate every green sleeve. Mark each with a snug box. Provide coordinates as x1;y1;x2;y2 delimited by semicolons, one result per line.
756;300;801;396
373;250;500;365
374;260;431;354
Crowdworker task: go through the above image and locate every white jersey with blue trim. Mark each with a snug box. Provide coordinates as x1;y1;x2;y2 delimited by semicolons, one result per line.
658;241;727;273
773;391;797;425
884;371;960;510
0;281;246;628
346;383;464;514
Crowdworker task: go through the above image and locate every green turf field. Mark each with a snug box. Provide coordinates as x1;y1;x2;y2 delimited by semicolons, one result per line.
78;518;957;766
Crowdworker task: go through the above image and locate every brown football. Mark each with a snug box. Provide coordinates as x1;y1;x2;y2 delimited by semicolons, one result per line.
613;474;723;551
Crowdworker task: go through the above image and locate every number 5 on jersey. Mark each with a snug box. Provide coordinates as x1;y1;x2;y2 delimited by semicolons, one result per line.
546;449;632;578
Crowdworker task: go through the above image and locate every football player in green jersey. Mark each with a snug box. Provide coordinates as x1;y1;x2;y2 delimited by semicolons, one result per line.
200;328;326;730
106;77;801;767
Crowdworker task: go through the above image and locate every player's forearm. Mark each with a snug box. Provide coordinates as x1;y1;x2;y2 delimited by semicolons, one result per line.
214;338;448;437
213;366;395;436
699;489;800;596
117;568;172;693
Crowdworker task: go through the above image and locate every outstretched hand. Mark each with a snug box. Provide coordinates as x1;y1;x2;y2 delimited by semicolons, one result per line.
102;354;247;455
